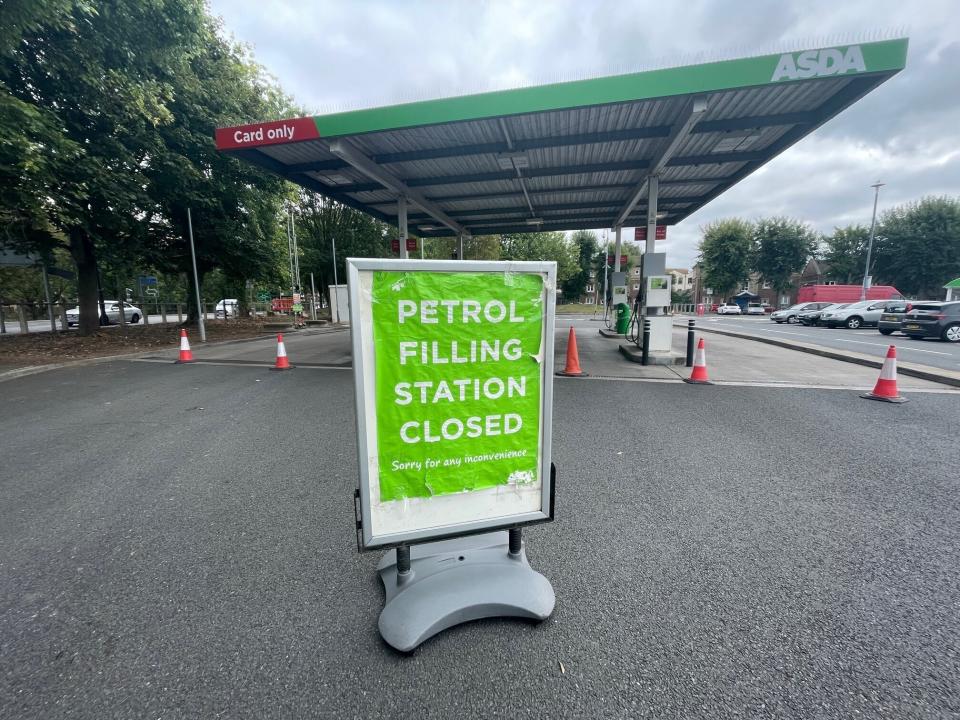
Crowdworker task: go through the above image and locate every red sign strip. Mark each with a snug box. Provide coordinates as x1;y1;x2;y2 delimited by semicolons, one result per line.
214;117;320;150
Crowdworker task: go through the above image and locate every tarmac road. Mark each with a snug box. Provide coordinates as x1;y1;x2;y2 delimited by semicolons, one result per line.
690;314;960;373
2;360;959;718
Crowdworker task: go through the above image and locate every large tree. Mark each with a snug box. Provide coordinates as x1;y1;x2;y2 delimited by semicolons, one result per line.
561;230;597;302
499;232;578;286
873;196;960;298
752;217;817;296
697;218;753;298
821;225;869;284
296;192;391;298
141;13;295;322
2;0;205;333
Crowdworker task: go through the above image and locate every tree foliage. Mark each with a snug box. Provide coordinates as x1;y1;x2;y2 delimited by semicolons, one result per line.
561;230;597;301
821;225;869;284
0;0;295;331
500;232;578;286
698;219;753;297
752;217;816;294
874;196;960;298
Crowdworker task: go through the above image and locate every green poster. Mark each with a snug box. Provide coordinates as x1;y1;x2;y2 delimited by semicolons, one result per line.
371;270;544;502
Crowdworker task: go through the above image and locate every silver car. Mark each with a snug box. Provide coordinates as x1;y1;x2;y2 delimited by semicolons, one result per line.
66;301;143;326
821;299;902;329
770;302;831;324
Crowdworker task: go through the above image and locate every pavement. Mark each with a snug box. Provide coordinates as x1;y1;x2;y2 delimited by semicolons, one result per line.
2;354;960;718
683;314;960;373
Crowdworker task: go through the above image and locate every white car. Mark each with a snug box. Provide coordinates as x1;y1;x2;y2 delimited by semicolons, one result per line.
66;301;143;326
716;303;742;315
746;302;765;315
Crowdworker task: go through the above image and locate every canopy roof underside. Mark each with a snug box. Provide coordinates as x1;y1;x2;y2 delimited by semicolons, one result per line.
216;38;907;238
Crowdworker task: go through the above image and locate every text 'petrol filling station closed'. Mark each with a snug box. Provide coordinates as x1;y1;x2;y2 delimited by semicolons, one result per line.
392;298;528;445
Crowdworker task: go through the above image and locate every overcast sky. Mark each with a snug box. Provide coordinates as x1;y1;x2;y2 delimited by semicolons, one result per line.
209;0;960;268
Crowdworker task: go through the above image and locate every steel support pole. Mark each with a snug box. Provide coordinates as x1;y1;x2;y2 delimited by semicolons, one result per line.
644;176;660;317
398;196;409;260
613;225;622;273
310;272;317;321
41;263;56;332
331;235;340;324
861;182;884;301
508;527;522;557
292;211;301;294
457;233;465;261
187;208;205;342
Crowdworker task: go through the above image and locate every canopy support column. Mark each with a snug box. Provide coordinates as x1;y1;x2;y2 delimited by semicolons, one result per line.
613;226;622;273
398;195;408;259
644;175;662;317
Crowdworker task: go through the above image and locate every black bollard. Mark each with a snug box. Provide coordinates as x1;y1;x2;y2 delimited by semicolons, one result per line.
641;319;650;366
686;318;696;367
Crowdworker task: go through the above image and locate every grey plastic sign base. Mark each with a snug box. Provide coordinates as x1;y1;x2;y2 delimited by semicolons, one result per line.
376;531;555;653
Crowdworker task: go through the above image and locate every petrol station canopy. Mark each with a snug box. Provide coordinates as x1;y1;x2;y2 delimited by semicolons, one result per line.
215;38;907;240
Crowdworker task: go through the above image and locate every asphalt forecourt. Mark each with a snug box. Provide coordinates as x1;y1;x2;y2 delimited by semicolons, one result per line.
676;314;960;387
2;358;958;718
120;314;959;394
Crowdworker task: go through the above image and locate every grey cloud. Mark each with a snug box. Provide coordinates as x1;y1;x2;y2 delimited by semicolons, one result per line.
209;0;960;269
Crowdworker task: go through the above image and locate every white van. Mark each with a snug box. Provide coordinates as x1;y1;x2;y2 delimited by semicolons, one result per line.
215;299;239;318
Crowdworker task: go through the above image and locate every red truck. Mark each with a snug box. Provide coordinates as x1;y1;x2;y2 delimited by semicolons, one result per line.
797;284;902;303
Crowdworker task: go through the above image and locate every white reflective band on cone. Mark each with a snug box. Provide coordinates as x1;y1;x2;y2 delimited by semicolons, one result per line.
277;342;287;357
180;336;190;350
880;357;896;379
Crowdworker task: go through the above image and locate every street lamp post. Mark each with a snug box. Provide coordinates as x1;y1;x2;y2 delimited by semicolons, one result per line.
861;181;885;301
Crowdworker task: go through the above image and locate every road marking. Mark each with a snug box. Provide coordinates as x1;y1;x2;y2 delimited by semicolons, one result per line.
555;374;960;393
132;358;351;369
833;338;951;355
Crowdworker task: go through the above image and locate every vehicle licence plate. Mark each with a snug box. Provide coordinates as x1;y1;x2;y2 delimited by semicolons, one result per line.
905;323;920;329
881;315;895;321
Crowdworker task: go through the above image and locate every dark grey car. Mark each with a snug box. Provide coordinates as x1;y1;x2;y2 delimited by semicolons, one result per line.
878;301;910;335
901;301;960;342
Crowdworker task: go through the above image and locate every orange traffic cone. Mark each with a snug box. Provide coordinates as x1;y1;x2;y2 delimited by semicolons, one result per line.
861;345;907;403
684;338;712;384
270;333;294;371
556;327;587;377
175;329;194;364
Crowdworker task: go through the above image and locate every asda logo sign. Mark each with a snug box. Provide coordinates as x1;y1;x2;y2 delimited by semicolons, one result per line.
771;45;867;81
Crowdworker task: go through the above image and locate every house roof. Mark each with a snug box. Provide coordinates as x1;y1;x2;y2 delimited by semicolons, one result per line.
215;38;908;239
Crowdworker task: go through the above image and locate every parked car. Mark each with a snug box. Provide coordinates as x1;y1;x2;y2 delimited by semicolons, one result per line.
820;299;903;329
877;301;913;335
66;301;142;326
716;303;742;315
798;303;847;326
215;298;240;318
770;302;831;324
900;301;960;342
746;303;765;315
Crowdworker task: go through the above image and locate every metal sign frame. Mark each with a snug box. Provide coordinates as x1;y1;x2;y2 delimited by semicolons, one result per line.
347;258;556;550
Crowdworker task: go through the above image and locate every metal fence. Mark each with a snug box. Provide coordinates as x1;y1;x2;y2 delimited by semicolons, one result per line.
0;298;333;334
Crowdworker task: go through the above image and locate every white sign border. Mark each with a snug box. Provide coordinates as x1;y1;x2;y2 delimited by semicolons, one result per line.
347;258;556;549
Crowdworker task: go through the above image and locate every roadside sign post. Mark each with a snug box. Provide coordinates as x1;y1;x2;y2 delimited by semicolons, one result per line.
41;263;56;333
187;208;206;342
347;258;557;651
331;236;340;323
